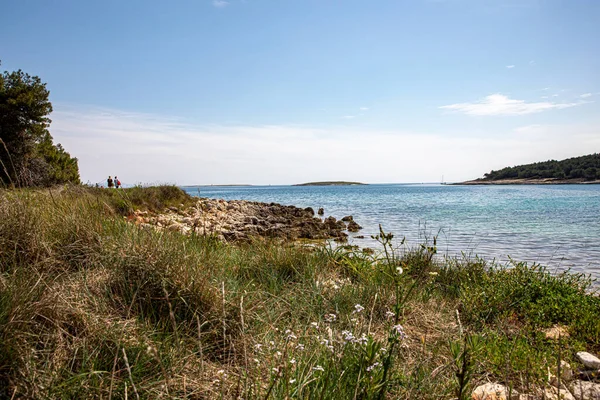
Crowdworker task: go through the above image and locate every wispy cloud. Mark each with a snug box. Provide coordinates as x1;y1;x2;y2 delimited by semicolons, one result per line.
360;107;369;111
50;104;600;184
529;60;535;65
580;93;593;98
212;0;229;7
342;115;356;119
440;94;582;116
506;65;515;69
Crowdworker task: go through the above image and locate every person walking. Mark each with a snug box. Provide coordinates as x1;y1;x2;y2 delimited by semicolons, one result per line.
107;176;114;188
115;176;121;188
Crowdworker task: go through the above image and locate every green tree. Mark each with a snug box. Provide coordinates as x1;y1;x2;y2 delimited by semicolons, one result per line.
0;62;79;186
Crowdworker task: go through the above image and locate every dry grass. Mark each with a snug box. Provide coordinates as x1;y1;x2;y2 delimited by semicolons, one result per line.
0;186;598;399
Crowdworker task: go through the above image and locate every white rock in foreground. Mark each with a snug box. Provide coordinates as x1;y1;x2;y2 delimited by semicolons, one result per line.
543;386;575;400
570;380;600;400
576;352;600;370
471;383;519;400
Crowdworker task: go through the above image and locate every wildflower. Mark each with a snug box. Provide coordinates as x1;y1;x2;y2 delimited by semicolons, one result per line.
290;358;296;364
289;379;297;384
217;369;225;375
310;322;319;329
353;304;365;314
392;324;407;340
287;332;297;341
429;271;439;276
296;343;305;351
396;266;403;275
324;313;337;322
342;330;355;343
385;311;395;320
367;362;381;372
272;367;280;374
275;351;282;357
269;341;275;347
313;365;325;372
254;343;263;351
253;358;260;364
355;333;368;345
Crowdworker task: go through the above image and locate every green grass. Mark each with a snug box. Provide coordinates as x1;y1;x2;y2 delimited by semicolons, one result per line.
0;186;598;399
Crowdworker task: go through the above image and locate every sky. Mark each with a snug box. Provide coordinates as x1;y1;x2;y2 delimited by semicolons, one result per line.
1;0;599;185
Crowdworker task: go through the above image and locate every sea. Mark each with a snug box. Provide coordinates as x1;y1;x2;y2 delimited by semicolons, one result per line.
181;184;600;280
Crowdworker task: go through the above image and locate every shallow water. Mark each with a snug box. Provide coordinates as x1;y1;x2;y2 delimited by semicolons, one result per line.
182;184;600;280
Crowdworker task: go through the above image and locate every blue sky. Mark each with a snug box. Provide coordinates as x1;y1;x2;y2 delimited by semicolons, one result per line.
2;0;599;184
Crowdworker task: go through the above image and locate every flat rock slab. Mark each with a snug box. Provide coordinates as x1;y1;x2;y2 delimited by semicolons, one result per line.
570;380;600;400
576;352;600;370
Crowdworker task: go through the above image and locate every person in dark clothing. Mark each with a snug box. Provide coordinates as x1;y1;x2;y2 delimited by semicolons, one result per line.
107;176;114;188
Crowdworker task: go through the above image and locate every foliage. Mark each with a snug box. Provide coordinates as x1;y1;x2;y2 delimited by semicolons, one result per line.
0;186;599;398
0;62;79;187
482;153;600;181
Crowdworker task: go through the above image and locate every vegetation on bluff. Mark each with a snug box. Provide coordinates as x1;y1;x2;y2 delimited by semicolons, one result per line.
0;62;79;187
1;185;598;399
481;153;600;181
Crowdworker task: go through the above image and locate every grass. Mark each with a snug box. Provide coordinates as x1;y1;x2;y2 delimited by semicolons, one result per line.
0;185;598;399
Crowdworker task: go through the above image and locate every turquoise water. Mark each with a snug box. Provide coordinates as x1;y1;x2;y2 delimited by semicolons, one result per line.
182;184;600;279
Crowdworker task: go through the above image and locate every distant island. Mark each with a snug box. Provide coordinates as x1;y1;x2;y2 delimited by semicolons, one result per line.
293;181;367;186
458;153;600;185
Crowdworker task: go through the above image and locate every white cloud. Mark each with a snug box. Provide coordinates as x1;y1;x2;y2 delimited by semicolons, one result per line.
50;104;600;185
212;0;229;7
506;65;515;69
529;60;535;65
342;115;355;119
440;94;582;116
360;107;369;111
580;93;593;98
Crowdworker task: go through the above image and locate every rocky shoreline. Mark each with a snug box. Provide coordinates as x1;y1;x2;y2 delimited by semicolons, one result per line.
128;197;362;242
455;178;600;185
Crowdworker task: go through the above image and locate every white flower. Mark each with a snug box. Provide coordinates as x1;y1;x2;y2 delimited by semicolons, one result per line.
253;358;260;364
290;358;296;364
313;365;324;372
392;324;406;340
366;362;381;372
296;343;305;351
385;311;395;320
310;322;319;329
324;313;337;322
342;330;355;343
289;379;296;384
275;351;282;357
272;367;280;374
396;266;403;275
254;343;263;350
353;304;365;314
355;333;368;345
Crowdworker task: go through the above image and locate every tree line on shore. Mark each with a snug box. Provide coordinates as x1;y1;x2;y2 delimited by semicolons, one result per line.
482;153;600;181
0;62;79;187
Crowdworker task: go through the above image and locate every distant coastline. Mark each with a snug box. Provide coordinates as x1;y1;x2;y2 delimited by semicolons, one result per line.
293;181;367;186
454;178;600;185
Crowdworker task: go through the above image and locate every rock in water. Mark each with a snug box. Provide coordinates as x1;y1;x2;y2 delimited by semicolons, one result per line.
317;207;324;215
347;220;362;232
341;215;353;222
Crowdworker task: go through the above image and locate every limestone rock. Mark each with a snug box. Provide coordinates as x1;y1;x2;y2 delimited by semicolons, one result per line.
570;380;600;400
577;352;600;370
543;325;570;340
317;207;324;215
341;215;353;222
471;383;519;400
347;220;362;232
543;386;575;400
